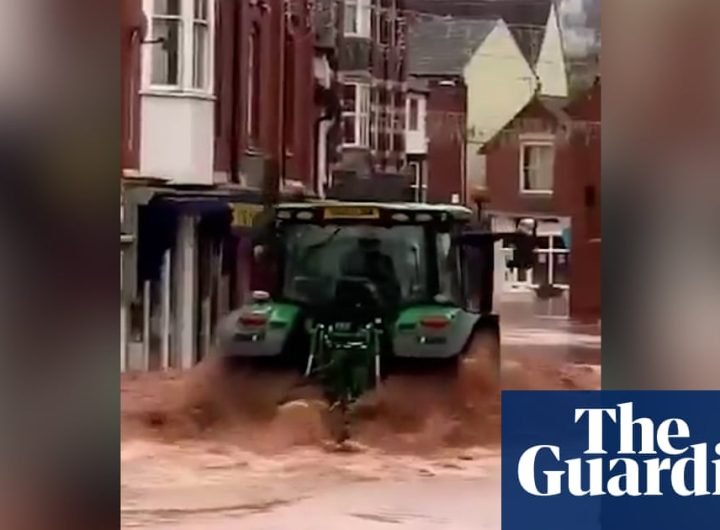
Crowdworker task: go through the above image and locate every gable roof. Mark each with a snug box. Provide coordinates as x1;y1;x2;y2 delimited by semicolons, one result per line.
408;17;498;76
406;0;553;67
538;95;570;122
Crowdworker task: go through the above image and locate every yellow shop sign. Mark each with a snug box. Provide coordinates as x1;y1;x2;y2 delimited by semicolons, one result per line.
232;203;264;228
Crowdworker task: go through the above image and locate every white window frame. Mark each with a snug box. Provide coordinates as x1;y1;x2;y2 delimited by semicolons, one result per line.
191;0;211;90
408;161;427;202
344;0;371;38
519;141;554;195
143;0;215;96
532;234;570;290
406;95;421;131
387;107;395;152
342;82;370;148
148;0;183;89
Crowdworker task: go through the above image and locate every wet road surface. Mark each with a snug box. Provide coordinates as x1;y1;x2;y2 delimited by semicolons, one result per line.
140;473;501;530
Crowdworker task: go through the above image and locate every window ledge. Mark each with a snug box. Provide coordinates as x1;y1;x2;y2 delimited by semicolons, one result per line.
520;190;553;196
141;88;216;102
344;33;372;40
244;146;264;156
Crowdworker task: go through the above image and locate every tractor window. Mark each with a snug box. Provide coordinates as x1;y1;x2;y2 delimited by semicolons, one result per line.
436;232;462;304
281;224;429;306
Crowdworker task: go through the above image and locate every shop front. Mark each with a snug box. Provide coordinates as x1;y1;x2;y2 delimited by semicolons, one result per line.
492;215;571;294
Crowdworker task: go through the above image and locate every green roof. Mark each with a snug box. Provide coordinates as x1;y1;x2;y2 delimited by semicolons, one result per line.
277;201;473;221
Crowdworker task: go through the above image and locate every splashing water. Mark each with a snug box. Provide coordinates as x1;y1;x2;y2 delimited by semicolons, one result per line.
122;342;599;455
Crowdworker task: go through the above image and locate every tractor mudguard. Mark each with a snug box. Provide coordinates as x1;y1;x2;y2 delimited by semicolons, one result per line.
214;303;301;358
392;306;481;359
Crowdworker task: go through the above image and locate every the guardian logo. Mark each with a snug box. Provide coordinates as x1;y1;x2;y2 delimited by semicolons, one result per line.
517;402;720;497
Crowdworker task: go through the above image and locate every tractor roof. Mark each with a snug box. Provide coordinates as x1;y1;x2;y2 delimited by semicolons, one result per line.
277;201;473;222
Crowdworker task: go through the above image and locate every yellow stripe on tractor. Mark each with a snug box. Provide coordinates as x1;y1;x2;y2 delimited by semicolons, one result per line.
323;206;380;220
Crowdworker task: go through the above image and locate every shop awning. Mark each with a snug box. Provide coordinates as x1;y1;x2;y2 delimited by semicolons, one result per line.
154;196;232;216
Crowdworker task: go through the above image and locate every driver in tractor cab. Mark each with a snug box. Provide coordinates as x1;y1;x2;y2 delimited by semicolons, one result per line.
340;236;401;310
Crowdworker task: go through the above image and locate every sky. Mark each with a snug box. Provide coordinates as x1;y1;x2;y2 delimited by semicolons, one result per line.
558;0;600;57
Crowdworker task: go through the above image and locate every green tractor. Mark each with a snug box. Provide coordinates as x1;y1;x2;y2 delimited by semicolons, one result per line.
215;201;535;435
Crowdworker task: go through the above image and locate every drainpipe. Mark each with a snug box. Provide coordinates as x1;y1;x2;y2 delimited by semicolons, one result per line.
278;3;288;191
460;137;467;204
313;107;334;197
229;0;241;183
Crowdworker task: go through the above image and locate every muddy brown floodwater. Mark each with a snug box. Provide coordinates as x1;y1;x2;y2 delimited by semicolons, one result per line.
122;318;600;529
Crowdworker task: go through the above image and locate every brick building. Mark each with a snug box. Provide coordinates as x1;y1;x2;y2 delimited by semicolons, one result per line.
480;80;600;319
564;78;600;321
120;0;342;371
423;79;466;204
406;17;496;204
330;0;409;188
214;0;317;190
480;94;572;295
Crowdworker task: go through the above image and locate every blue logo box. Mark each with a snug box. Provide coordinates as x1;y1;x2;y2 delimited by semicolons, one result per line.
502;391;720;530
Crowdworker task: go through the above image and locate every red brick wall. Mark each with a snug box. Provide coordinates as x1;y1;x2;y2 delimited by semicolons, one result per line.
214;0;316;187
484;103;572;216
566;81;601;320
285;11;316;185
121;0;143;171
426;81;466;203
482;89;601;320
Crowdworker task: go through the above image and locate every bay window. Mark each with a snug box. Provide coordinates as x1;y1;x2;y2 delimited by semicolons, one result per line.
342;83;370;147
344;0;371;38
147;0;214;93
192;0;210;90
151;0;182;86
407;96;419;131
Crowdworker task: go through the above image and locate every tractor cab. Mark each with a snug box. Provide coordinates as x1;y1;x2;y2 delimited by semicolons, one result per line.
268;202;476;316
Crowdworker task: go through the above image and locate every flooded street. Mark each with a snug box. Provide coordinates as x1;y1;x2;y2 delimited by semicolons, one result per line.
122;441;501;529
137;474;502;530
122;298;599;529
